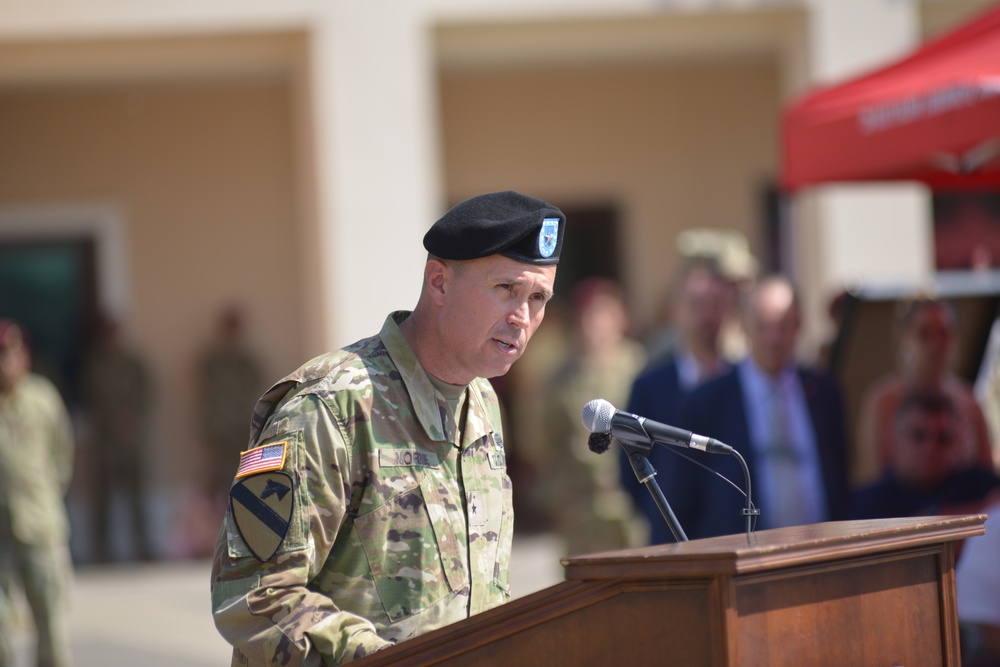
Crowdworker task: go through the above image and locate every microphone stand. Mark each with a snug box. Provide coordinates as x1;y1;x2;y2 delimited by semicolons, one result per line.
618;438;688;543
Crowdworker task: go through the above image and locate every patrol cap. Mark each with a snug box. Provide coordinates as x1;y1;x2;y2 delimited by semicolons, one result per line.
423;190;565;265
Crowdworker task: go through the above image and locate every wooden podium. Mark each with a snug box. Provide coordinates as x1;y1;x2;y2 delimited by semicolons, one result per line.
356;515;985;667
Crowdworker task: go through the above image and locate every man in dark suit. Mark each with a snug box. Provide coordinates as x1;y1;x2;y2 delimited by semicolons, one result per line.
645;275;850;541
624;258;732;543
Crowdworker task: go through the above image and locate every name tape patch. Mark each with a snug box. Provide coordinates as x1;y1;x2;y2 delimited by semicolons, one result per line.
379;449;440;468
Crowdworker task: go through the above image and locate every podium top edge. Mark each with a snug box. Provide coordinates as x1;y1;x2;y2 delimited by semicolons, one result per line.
561;515;987;580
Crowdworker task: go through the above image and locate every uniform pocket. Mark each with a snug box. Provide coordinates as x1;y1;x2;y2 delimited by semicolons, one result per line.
354;480;467;622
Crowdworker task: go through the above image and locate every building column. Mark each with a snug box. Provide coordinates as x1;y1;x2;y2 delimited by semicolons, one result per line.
306;3;442;352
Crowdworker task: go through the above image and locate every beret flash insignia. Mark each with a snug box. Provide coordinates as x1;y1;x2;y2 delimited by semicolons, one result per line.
538;217;559;259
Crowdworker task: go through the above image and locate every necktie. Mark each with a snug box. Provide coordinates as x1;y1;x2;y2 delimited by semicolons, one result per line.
763;380;810;528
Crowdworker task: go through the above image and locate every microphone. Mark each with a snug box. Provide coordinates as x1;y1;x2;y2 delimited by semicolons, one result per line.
581;398;733;455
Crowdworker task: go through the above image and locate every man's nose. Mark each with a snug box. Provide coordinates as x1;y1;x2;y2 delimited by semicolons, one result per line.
508;301;530;328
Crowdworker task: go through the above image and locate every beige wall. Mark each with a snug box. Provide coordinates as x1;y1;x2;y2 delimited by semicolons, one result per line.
0;80;304;512
440;60;780;334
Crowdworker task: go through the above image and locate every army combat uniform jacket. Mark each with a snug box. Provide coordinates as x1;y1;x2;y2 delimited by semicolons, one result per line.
0;373;74;547
211;312;513;666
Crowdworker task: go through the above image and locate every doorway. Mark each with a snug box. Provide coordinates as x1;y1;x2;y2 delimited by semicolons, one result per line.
0;238;99;408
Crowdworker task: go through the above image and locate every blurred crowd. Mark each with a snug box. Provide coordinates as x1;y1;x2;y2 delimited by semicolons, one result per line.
499;228;1000;665
4;228;1000;665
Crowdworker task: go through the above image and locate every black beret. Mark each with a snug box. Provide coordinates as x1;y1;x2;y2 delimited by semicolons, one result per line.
423;191;565;265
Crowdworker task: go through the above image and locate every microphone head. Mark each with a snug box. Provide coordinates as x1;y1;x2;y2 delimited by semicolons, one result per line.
581;398;616;434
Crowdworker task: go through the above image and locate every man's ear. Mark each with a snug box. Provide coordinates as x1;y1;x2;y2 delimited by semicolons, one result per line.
425;258;451;305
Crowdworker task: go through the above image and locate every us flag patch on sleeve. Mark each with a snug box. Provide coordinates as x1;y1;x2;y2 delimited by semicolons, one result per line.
235;442;287;478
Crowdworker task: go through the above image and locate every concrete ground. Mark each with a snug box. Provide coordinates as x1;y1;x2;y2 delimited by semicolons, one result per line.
10;533;566;667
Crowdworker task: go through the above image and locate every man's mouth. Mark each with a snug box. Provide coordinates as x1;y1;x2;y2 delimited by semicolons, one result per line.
493;338;518;352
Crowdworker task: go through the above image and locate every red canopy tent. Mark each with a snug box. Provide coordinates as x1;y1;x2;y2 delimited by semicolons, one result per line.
782;2;1000;191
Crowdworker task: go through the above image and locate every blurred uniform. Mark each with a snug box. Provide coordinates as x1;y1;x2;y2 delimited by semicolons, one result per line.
211;191;565;665
82;320;152;562
543;278;648;555
0;321;75;667
198;314;264;498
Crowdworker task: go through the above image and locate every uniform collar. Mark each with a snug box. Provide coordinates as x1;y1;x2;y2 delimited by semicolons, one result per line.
381;311;500;448
382;311;470;445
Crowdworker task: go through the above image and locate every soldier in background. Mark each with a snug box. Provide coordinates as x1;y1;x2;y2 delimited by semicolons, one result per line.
542;277;648;555
197;306;264;504
81;314;152;562
211;191;564;664
0;319;75;667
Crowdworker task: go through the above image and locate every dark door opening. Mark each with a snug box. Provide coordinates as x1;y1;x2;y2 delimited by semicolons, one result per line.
0;238;100;409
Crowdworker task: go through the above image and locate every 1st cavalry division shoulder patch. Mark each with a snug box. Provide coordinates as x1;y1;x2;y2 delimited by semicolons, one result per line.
230;471;294;561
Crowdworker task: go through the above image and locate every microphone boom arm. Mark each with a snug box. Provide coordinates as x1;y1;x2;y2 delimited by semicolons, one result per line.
618;437;689;543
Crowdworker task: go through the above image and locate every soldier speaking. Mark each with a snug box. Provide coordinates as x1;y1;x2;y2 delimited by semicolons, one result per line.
211;191;565;665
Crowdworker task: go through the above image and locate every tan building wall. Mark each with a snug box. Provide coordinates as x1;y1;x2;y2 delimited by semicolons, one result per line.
440;60;780;335
0;79;305;550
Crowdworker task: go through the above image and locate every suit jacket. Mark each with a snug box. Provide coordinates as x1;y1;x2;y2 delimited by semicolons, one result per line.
623;355;688;544
647;363;850;542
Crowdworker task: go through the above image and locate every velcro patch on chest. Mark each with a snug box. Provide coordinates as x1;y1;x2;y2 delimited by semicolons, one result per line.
378;448;440;468
468;489;488;527
488;451;506;469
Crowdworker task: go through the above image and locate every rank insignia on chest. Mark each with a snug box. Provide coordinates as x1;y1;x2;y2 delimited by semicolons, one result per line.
230;471;294;561
468;489;487;527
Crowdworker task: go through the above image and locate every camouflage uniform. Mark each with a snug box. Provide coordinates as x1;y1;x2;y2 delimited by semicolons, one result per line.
198;343;264;497
543;340;648;556
81;341;152;561
211;311;513;666
0;373;75;667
